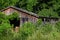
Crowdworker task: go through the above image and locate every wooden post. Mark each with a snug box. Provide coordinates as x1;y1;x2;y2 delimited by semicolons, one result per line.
44;18;46;24
15;26;19;32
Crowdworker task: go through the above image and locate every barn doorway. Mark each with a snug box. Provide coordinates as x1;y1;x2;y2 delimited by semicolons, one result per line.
9;18;20;32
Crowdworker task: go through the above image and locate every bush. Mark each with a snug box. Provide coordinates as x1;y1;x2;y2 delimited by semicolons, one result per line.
36;19;42;27
19;22;36;40
55;21;60;32
27;23;60;40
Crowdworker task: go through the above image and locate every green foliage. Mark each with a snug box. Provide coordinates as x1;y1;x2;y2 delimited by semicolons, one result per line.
19;22;36;40
0;0;60;40
0;12;10;30
20;22;36;35
0;12;20;40
0;13;60;40
55;21;60;32
26;0;37;11
0;0;19;9
27;29;60;40
36;19;42;27
0;12;11;40
0;0;60;17
38;8;58;17
27;22;60;40
8;12;19;20
40;23;53;35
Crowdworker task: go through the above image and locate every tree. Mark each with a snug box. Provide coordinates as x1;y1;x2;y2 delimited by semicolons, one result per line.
0;0;19;10
38;8;58;17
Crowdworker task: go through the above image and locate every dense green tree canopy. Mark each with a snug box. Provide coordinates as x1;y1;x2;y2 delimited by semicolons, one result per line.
0;0;60;17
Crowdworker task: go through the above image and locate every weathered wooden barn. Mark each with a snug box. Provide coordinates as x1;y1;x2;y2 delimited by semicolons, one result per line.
1;6;39;32
1;6;60;32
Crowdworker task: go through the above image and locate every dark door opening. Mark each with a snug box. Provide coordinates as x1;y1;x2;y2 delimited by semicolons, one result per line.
9;18;20;31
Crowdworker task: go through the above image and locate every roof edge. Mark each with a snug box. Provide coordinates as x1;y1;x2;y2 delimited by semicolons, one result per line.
0;6;39;18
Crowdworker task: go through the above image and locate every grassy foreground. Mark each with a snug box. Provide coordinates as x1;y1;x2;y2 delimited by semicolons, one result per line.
0;12;60;40
0;21;60;40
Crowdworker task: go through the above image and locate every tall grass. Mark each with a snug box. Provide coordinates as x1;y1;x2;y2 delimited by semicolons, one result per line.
27;23;60;40
0;21;60;40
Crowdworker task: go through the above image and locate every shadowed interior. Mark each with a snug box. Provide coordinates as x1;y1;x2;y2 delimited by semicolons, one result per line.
9;18;20;28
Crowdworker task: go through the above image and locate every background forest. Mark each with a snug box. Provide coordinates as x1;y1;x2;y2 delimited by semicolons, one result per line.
0;0;60;40
0;0;60;17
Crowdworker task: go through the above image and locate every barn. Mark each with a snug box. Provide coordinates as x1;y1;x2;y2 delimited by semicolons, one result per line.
0;6;60;32
1;6;39;32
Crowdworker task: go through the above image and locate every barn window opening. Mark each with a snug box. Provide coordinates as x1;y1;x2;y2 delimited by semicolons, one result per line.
45;18;50;22
22;17;28;23
22;18;25;23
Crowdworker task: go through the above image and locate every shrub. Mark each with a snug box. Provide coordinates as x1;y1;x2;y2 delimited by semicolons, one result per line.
55;21;60;32
27;23;60;40
19;22;36;40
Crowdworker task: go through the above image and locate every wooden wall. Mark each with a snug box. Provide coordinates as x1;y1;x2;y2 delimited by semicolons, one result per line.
3;7;38;25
